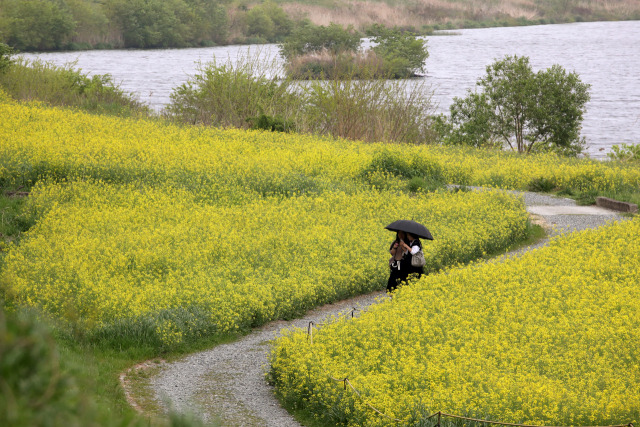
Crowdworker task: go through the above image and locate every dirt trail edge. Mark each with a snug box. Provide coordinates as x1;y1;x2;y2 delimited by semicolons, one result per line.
122;191;626;426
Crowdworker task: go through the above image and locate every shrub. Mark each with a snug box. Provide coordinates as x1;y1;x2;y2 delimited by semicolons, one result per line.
279;21;362;62
301;74;437;144
284;49;387;80
0;43;14;74
367;24;429;78
246;1;293;42
165;54;301;129
608;143;640;163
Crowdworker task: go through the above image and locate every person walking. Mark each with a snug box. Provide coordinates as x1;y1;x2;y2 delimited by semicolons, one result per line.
385;219;432;293
387;231;424;292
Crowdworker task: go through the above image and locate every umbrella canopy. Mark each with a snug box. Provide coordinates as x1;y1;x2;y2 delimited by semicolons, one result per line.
385;219;433;240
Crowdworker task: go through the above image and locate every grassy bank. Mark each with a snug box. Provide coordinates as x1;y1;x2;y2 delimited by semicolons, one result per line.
0;58;150;118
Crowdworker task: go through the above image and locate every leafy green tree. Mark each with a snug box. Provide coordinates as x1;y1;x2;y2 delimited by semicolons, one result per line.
367;25;429;78
0;0;75;51
0;42;14;73
279;21;361;62
444;55;590;155
106;0;195;48
246;1;292;42
188;0;229;46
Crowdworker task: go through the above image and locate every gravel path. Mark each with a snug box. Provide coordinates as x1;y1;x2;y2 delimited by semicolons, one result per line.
131;191;627;426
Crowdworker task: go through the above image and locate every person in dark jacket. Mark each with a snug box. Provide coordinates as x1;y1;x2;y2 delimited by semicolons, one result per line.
387;231;424;293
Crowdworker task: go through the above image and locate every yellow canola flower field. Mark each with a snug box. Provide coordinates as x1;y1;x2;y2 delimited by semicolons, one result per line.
269;218;640;426
1;181;528;347
1;102;639;197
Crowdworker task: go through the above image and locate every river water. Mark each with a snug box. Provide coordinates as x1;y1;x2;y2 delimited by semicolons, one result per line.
21;20;640;159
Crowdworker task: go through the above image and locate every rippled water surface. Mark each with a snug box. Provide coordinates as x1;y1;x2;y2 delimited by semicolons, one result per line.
22;21;640;159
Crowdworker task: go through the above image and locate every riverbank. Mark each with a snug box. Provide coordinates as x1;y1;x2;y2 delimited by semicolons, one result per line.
3;0;639;53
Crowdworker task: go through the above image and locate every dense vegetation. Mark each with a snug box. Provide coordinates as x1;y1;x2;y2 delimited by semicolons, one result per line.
1;0;639;51
1;50;638;426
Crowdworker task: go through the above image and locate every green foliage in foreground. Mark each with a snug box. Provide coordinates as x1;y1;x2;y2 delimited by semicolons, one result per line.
0;308;129;426
0;305;219;426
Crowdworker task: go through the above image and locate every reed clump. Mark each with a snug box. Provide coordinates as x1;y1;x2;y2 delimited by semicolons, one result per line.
285;49;387;80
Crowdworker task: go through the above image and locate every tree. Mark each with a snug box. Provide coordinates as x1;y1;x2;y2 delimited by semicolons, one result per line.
0;0;76;51
106;0;196;48
246;1;292;42
367;25;429;78
445;55;591;155
0;42;14;73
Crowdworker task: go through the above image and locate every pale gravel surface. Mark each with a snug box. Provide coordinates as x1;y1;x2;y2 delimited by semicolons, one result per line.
144;191;628;426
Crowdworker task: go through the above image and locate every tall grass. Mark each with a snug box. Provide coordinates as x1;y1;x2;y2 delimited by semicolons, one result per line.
302;74;436;143
165;54;437;144
0;58;150;117
165;53;300;129
285;49;387;80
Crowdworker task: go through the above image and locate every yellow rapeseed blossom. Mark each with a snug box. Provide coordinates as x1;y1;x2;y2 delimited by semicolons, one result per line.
2;180;527;347
269;218;640;426
1;101;639;198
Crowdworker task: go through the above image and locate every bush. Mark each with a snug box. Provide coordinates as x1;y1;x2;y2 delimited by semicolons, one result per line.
247;112;296;132
608;143;640;163
302;74;437;144
284;49;387;80
246;1;293;42
0;43;14;74
165;54;301;128
279;21;362;62
367;24;429;78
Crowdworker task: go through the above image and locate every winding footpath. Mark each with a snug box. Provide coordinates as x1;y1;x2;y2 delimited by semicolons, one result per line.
122;191;628;426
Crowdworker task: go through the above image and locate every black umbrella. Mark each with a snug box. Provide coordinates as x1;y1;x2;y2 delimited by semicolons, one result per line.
385;219;433;240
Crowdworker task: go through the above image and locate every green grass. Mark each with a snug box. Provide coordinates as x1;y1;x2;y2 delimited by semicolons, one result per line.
556;187;640;207
0;59;151;119
0;189;32;266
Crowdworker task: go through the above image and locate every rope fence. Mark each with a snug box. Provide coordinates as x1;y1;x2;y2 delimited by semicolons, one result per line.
305;319;635;427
